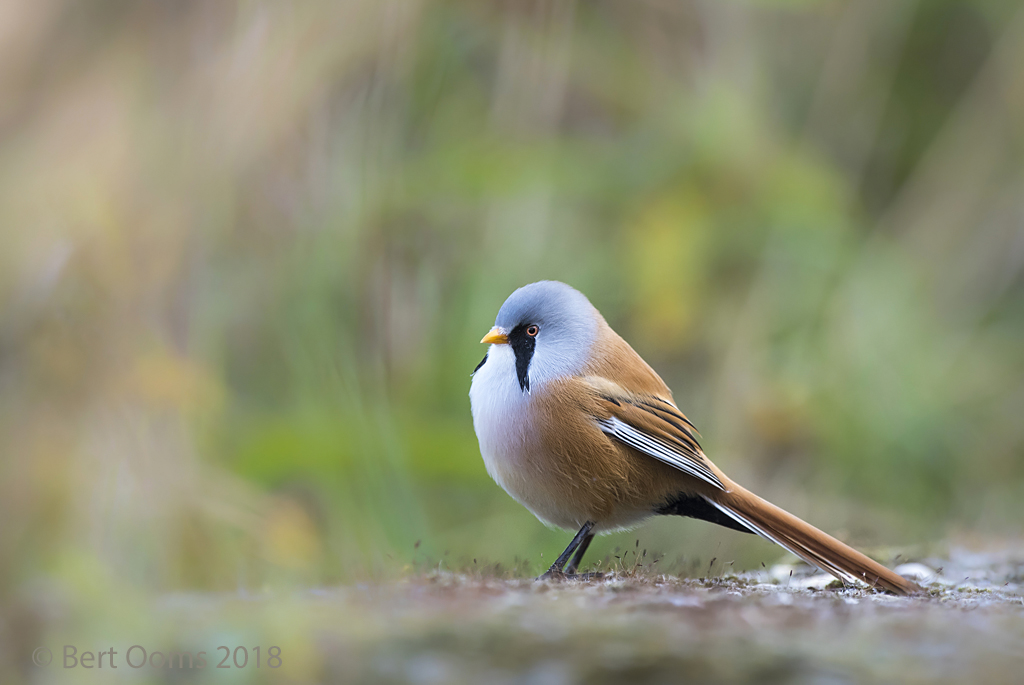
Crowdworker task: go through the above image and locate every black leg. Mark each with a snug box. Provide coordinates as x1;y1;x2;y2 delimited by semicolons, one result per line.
564;533;594;574
538;521;595;579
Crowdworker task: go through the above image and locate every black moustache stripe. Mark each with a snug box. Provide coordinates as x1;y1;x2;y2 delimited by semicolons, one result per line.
472;353;488;375
507;324;536;392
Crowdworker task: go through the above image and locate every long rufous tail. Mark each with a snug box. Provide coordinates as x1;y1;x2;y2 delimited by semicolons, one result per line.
705;482;922;595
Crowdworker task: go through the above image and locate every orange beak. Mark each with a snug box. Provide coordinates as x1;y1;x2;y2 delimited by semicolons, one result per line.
480;327;509;345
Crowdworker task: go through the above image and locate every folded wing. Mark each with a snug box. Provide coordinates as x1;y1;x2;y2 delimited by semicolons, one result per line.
585;378;723;491
582;375;920;595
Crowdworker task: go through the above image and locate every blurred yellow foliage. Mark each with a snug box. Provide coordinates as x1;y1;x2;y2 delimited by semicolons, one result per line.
626;191;710;351
125;351;224;414
261;499;323;571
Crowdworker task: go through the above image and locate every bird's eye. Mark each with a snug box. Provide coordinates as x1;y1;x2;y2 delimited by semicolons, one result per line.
526;325;539;337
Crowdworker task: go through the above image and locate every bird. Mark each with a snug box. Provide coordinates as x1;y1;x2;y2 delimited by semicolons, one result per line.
468;280;920;595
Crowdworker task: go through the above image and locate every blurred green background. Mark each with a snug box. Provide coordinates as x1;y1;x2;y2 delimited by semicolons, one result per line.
2;0;1024;609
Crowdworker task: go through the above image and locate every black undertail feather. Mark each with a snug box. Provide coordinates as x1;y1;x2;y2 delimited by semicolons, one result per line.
657;492;755;534
507;324;536;392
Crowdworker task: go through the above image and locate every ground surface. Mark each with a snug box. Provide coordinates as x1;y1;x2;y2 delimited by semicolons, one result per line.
308;554;1024;685
22;548;1024;684
144;548;1024;685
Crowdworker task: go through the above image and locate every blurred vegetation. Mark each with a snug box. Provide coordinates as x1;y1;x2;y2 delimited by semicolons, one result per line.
1;0;1024;619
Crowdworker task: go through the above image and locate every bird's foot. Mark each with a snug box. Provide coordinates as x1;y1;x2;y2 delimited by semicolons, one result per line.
536;570;605;582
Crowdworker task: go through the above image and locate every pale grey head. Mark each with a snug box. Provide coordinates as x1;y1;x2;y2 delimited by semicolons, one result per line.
478;281;601;393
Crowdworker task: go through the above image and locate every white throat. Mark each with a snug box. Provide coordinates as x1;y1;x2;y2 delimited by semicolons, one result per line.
469;343;534;491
